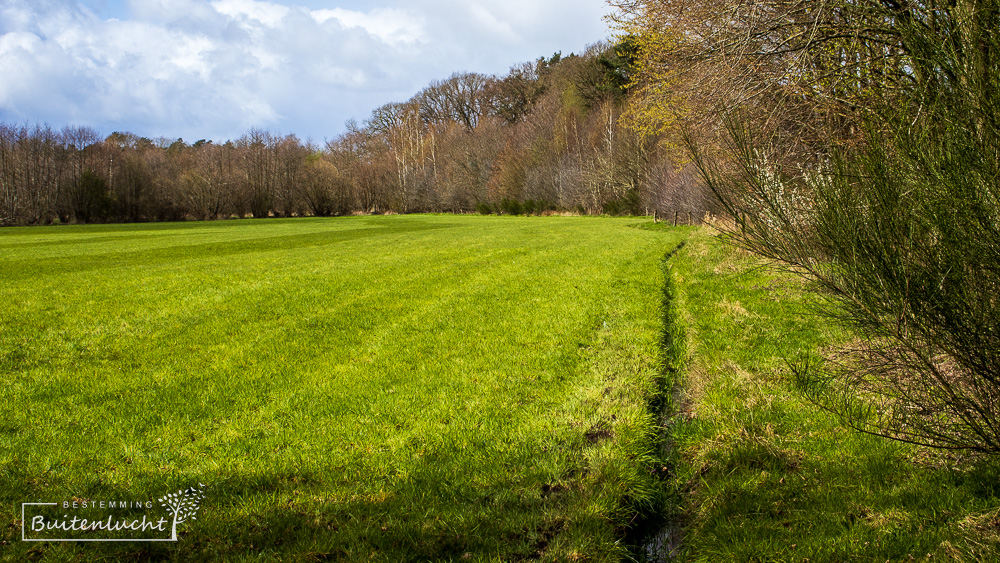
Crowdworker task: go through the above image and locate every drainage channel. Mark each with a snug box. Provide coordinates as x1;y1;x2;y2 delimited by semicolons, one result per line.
627;241;687;562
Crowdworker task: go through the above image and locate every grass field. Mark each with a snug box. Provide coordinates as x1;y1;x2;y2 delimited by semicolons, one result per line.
5;217;999;562
660;229;1000;561
0;215;685;561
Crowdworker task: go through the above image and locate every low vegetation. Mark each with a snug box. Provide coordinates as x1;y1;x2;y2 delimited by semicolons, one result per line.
0;215;683;561
656;229;1000;561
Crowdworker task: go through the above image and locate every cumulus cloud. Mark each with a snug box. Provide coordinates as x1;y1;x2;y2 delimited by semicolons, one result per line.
0;0;610;141
311;7;424;46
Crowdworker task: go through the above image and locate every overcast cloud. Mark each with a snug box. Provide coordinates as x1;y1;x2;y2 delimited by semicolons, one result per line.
0;0;612;143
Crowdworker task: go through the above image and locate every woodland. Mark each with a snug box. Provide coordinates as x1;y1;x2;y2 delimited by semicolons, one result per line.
0;42;712;226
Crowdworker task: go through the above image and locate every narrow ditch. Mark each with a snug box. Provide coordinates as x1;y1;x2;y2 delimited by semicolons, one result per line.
626;240;687;562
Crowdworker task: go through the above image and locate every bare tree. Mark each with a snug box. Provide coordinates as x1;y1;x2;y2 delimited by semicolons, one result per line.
237;129;280;218
275;134;308;217
0;124;15;225
484;62;546;124
418;72;490;131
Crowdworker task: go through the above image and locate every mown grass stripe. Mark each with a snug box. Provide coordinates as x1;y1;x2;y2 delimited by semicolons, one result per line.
1;215;685;561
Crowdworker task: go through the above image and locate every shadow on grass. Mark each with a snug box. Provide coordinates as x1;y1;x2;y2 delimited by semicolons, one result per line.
0;218;456;281
3;449;587;562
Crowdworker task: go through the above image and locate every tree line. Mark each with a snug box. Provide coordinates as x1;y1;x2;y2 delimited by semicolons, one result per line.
615;0;1000;455
0;43;717;226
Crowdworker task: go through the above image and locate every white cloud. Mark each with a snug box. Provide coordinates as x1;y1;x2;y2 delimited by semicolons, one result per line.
311;7;425;46
126;0;222;25
0;0;611;142
466;5;519;43
210;0;290;28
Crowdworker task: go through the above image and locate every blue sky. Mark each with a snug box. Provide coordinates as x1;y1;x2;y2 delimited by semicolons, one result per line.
0;0;612;143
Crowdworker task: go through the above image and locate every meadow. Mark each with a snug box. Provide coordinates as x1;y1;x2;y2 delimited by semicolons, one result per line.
0;215;685;561
4;215;999;562
658;229;1000;561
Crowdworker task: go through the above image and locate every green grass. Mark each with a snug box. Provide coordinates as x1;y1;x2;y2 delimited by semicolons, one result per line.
661;229;1000;561
8;217;997;562
0;215;684;561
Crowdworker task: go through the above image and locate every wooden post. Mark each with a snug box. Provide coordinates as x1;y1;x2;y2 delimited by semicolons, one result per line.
673;211;678;227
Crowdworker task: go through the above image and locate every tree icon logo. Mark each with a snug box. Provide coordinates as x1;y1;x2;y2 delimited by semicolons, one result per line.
158;484;206;541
